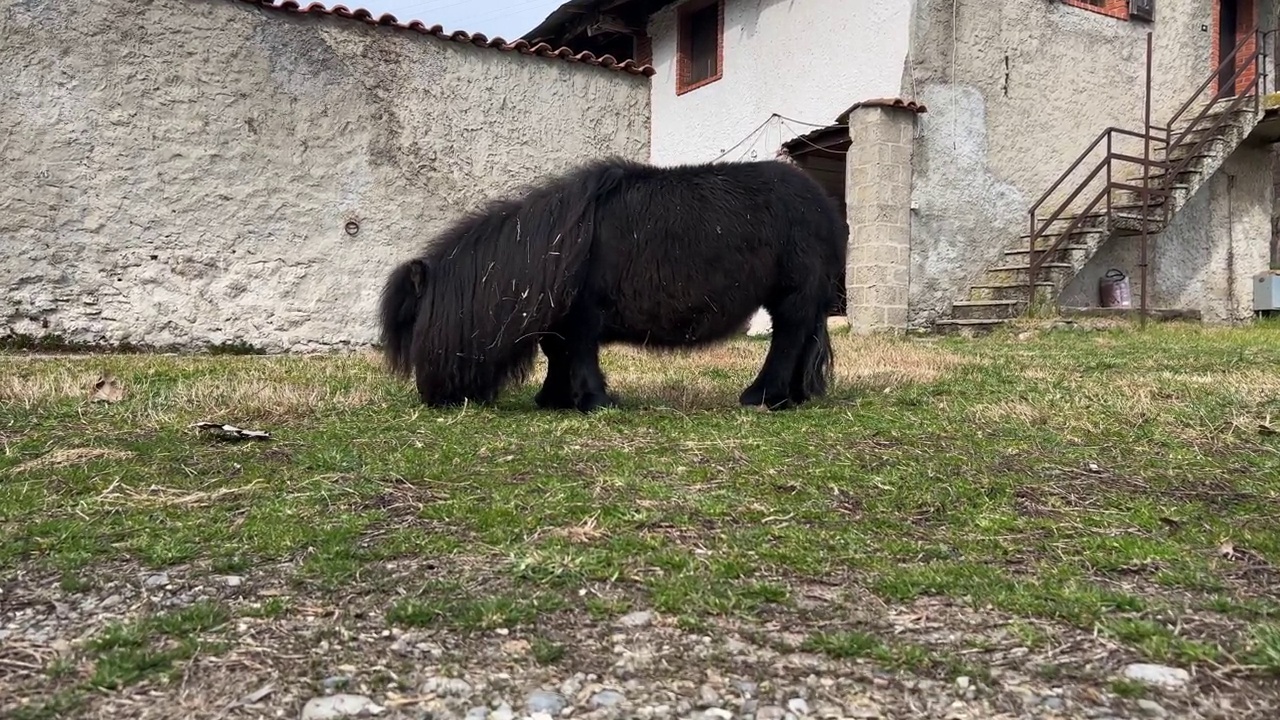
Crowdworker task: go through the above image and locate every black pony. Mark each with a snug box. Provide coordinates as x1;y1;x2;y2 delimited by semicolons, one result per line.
378;157;846;412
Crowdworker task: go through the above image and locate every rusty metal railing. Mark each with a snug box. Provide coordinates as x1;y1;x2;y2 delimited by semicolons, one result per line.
1025;28;1271;325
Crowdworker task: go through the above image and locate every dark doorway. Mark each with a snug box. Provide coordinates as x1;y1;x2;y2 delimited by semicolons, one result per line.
780;126;849;316
1219;0;1240;97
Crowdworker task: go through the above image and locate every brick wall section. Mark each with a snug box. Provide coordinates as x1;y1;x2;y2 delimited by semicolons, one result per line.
634;34;653;68
1061;0;1129;20
844;107;916;333
1211;0;1260;96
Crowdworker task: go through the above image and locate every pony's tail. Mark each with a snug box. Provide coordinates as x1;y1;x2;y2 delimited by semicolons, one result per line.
800;315;835;399
378;258;427;379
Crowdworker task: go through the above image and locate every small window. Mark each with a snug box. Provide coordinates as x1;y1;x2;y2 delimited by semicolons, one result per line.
677;0;723;95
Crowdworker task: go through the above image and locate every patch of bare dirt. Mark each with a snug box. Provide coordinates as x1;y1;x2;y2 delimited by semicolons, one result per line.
3;562;1279;720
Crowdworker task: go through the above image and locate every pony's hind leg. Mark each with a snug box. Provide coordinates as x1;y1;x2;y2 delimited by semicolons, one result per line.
740;292;815;410
534;334;576;410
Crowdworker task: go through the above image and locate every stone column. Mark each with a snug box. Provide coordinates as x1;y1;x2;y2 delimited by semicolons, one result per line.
843;101;920;333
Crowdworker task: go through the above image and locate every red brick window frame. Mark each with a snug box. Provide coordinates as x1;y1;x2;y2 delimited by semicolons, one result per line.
675;0;724;96
1061;0;1130;20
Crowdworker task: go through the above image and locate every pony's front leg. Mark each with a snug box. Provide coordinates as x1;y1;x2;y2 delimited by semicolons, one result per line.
562;304;619;413
535;334;576;409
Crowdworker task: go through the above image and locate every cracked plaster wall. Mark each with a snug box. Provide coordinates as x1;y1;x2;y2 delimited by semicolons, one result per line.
905;0;1276;325
0;0;650;352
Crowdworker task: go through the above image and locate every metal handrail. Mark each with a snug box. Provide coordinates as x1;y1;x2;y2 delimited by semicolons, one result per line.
1026;129;1167;275
1166;26;1261;133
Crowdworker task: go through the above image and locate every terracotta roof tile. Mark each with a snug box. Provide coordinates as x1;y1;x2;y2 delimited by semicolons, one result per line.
233;0;656;76
836;97;928;122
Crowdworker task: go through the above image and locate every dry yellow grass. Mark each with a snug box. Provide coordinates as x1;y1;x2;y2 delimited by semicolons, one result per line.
6;447;136;474
590;333;975;410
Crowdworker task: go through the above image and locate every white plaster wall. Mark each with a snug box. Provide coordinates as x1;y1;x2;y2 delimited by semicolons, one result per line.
904;0;1277;325
645;0;911;165
0;0;650;352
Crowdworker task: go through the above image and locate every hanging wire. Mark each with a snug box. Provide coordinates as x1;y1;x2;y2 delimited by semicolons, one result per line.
711;113;778;162
778;119;849;155
709;112;849;163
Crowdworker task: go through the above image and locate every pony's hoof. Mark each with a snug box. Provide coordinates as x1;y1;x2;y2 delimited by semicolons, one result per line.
535;387;575;410
739;386;794;411
576;392;620;413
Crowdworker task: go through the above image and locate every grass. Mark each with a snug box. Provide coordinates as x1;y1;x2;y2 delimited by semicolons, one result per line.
3;320;1280;703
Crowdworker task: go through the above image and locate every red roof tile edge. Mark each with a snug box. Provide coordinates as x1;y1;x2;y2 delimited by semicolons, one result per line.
836;97;928;122
233;0;657;77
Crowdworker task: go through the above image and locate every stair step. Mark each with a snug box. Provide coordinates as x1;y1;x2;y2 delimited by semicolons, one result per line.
1005;244;1092;256
969;281;1057;303
950;299;1023;320
1032;212;1107;227
987;262;1073;274
1017;228;1105;241
931;317;1011;336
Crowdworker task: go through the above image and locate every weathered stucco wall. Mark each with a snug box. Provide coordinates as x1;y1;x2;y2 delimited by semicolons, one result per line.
905;0;1277;325
1062;144;1275;322
645;0;910;165
0;0;650;352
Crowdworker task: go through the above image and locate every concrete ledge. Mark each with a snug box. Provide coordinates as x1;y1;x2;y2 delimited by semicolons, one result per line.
1060;307;1203;322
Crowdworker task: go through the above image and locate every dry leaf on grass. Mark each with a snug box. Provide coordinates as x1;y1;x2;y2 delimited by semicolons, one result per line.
88;374;124;403
191;422;273;441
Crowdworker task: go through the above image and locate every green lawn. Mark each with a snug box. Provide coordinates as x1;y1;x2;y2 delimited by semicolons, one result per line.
3;320;1280;716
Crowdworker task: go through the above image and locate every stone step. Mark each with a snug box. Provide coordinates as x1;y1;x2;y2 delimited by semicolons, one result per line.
931;318;1011;336
968;281;1057;303
984;262;1074;287
1005;243;1092;256
949;299;1024;321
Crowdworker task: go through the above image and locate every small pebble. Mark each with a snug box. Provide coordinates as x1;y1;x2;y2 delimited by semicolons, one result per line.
701;709;733;720
422;677;473;696
143;573;169;588
299;694;383;720
756;706;787;720
1137;699;1167;718
489;703;515;720
526;690;567;715
589;690;626;709
697;685;721;708
1121;663;1190;689
223;575;244;587
618;610;654;628
321;676;349;690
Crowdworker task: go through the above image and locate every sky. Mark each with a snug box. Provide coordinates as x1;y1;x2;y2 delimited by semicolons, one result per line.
358;0;568;41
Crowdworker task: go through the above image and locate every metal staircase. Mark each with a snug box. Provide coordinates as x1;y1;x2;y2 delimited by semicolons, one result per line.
933;30;1274;334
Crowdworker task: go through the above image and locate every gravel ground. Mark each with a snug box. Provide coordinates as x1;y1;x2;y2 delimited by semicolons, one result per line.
3;562;1277;720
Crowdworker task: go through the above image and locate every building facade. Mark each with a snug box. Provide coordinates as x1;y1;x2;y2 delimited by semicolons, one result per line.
528;0;1280;332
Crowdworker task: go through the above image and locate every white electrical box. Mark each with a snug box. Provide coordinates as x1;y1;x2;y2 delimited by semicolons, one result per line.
1255;271;1280;312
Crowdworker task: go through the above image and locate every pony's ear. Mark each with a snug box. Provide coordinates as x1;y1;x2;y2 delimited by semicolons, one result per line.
408;259;429;296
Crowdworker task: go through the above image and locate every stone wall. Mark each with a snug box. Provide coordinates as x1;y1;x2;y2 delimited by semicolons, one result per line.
0;0;650;352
